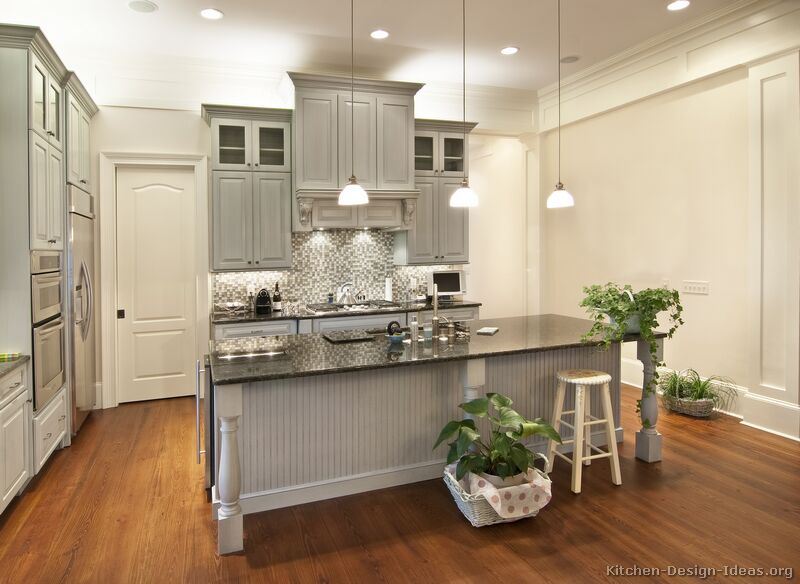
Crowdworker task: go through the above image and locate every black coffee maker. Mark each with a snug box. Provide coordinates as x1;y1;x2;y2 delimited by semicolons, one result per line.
254;288;272;315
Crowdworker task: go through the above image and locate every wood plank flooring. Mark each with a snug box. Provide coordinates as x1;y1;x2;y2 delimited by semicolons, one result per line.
0;386;797;583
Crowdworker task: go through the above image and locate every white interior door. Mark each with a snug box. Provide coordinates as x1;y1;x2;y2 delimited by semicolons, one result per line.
116;166;197;403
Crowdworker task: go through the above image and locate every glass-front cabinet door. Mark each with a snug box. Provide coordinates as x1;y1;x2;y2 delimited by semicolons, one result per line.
211;118;252;171
30;55;48;138
47;78;63;150
414;131;437;177
439;132;467;178
252;121;291;172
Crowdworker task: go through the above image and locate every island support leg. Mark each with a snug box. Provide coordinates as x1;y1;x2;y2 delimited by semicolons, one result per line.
635;339;664;462
216;383;243;554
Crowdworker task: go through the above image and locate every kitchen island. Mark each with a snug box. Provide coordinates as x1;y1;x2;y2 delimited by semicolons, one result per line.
206;314;665;554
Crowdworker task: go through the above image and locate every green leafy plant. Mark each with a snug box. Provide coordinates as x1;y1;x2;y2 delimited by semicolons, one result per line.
433;393;561;481
580;283;684;393
659;369;737;411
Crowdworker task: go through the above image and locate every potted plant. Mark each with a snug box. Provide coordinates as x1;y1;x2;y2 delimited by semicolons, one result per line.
434;393;561;526
580;283;684;393
659;369;737;417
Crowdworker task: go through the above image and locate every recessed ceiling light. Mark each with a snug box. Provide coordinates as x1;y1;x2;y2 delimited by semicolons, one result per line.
500;46;519;56
560;55;580;63
370;29;389;40
128;0;158;13
200;8;224;20
667;0;690;11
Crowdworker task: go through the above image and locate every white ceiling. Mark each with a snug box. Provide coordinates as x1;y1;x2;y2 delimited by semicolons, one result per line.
2;0;734;94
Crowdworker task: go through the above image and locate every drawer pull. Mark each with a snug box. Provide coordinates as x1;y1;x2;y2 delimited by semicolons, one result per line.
58;415;66;421
9;381;21;389
44;432;52;440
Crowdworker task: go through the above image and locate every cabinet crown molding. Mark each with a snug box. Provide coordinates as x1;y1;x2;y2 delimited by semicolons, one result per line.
64;72;99;116
201;104;293;125
415;119;478;134
0;25;68;83
288;72;423;96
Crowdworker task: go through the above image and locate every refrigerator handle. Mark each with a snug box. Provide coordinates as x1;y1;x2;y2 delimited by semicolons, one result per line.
82;260;94;341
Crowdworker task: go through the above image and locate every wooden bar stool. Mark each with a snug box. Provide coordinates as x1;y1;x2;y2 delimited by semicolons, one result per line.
545;369;622;494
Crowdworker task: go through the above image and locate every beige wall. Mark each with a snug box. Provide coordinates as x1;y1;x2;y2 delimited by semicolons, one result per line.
538;69;751;385
468;135;528;319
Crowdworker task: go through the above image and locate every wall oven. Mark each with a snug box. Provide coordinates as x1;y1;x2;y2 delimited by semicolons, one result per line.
31;250;66;411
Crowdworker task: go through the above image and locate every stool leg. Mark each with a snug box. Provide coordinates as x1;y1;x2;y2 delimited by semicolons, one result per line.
601;382;622;486
583;390;592;466
546;379;566;473
571;384;586;494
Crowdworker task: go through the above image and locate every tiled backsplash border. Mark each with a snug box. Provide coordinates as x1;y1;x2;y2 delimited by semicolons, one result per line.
212;231;462;307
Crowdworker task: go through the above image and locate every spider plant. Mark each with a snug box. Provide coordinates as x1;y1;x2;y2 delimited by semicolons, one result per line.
659;369;737;411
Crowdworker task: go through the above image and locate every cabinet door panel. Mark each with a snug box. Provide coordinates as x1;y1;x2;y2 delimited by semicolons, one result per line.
358;200;402;228
311;200;357;229
338;94;376;189
252;121;291;172
438;179;469;263
30;132;50;250
377;96;414;189
47;78;63;151
80;110;91;191
66;95;82;186
29;54;47;137
406;177;437;264
439;132;467;178
1;391;29;510
211;119;251;171
253;172;292;268
47;147;64;250
295;91;338;189
212;172;253;270
414;131;438;177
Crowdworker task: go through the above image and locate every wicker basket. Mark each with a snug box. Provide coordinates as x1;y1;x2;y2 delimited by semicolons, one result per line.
443;457;549;528
662;395;715;417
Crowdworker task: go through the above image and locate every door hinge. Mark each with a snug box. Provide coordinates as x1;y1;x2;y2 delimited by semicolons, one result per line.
117;309;125;319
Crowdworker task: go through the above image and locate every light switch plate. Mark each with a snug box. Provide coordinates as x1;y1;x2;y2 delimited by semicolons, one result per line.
682;280;710;295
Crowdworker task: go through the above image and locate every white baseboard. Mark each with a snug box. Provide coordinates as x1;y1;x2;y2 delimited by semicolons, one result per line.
740;392;800;441
621;357;643;388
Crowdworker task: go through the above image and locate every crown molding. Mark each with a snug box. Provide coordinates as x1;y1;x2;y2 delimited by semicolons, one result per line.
288;71;423;96
64;71;98;116
201;104;292;125
536;0;800;131
0;24;68;82
415;119;478;133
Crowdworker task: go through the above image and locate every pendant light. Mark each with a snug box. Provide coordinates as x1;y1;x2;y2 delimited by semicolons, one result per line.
338;0;369;206
546;0;574;209
449;0;478;208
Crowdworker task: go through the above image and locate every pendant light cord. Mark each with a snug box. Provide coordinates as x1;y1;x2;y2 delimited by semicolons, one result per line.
462;0;467;182
350;0;355;179
557;0;562;185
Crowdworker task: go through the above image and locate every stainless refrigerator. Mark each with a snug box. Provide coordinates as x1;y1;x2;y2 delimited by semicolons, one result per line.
68;185;96;433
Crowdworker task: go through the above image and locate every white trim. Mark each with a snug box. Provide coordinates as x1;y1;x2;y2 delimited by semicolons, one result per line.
621;357;644;388
536;0;800;130
740;392;800;440
99;153;208;409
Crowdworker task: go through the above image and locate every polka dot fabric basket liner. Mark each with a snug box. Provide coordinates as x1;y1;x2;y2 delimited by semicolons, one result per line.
443;454;552;527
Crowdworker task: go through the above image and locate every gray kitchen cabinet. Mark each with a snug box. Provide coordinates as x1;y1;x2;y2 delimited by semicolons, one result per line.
211;118;251;171
253;121;291;173
0;367;31;517
295;89;339;189
213;320;297;340
413;131;438;177
66;83;94;192
212;171;253;270
394;177;467;264
253;172;292;268
210;118;291;173
338;94;377;189
212;171;293;271
29;131;64;250
358;200;402;228
417;305;480;324
377;95;414;190
29;52;63;151
312;313;407;333
312;200;357;229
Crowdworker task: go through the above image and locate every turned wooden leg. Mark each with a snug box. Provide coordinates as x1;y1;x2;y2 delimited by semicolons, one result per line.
601;382;622;486
583;391;592;467
547;380;566;473
635;338;664;462
571;384;586;494
216;384;243;555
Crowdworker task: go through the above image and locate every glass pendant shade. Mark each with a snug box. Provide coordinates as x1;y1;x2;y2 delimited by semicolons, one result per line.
338;176;369;206
449;179;479;208
546;182;574;209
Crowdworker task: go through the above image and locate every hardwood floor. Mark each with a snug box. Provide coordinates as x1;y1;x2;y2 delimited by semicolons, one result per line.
0;386;797;583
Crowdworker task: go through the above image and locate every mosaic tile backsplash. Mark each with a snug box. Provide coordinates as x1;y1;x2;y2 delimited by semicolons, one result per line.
212;231;463;307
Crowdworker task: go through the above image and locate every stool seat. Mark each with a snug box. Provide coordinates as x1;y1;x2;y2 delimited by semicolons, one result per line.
556;369;612;385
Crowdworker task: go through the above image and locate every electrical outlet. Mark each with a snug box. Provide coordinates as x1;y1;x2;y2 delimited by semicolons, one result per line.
661;278;670;289
682;280;710;295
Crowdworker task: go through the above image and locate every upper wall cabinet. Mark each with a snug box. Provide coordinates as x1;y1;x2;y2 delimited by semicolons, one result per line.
65;73;98;193
29;53;63;151
29;131;64;250
414;120;477;178
289;73;423;230
206;108;292;173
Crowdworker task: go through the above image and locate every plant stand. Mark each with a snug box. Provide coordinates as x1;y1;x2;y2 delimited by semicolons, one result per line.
635;338;664;463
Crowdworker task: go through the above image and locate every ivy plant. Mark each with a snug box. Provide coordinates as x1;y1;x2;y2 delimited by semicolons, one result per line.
433;393;561;481
580;282;684;395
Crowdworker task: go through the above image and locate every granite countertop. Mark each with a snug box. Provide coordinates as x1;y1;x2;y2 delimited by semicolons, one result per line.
209;314;665;385
211;300;483;325
0;355;30;378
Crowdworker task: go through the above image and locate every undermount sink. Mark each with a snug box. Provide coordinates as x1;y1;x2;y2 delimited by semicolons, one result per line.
305;300;403;315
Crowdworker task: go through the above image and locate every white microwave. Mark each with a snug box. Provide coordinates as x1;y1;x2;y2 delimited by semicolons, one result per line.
428;270;466;297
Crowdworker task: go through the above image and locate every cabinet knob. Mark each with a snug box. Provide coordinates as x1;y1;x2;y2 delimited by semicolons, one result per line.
255;261;260;264
247;261;252;264
254;163;259;167
80;179;87;184
48;239;56;244
10;382;21;389
47;131;54;136
246;163;251;166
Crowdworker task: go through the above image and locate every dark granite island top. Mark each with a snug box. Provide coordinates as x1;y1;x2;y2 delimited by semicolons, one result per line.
208;314;664;386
